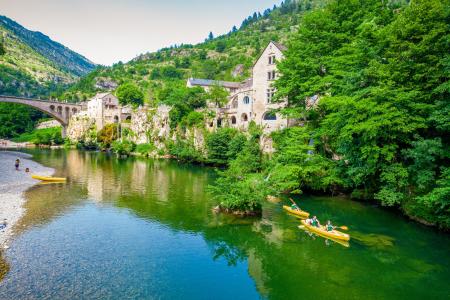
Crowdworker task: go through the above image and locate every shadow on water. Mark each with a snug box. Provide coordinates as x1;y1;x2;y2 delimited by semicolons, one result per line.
0;149;448;299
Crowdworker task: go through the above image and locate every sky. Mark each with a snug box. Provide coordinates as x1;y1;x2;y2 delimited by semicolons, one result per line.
0;0;279;65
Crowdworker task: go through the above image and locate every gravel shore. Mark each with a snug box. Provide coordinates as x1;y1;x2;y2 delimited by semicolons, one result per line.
0;151;53;248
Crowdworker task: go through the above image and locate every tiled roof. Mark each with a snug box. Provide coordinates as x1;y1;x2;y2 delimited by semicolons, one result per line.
188;78;241;89
272;41;287;52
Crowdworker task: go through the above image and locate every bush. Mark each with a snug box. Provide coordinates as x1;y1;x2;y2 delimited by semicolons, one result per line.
136;143;156;157
111;140;136;156
181;111;204;128
206;128;241;165
167;138;204;163
97;123;118;149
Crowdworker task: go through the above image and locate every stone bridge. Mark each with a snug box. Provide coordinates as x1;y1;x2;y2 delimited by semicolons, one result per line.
0;95;83;137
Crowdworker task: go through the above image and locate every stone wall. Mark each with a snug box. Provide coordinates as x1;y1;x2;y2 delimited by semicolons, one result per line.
129;105;171;150
36;120;61;129
67;115;95;142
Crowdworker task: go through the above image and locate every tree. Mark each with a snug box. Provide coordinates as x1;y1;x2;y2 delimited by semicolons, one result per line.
216;40;226;53
0;41;5;56
208;84;229;108
116;83;144;107
275;0;450;227
207;31;214;41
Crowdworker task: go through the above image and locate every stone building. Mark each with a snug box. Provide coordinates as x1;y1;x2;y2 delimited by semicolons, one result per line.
187;41;289;134
83;92;131;130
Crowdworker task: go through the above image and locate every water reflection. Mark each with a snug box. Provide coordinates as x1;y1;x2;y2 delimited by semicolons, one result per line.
0;149;449;299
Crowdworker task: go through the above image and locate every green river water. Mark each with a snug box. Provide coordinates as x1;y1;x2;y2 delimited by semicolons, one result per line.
0;150;449;299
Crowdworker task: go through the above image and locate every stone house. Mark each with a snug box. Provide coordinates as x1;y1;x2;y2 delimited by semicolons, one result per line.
84;93;131;130
187;41;289;134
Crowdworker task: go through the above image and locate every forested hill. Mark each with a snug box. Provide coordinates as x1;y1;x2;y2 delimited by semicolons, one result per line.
60;0;327;101
0;16;95;77
0;16;95;138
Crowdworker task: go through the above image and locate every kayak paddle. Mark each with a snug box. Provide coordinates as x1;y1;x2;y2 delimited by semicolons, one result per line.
336;225;349;231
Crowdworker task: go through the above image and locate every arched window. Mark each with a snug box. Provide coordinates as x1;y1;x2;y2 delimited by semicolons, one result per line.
114;115;119;123
263;112;277;121
243;96;250;105
217;118;222;128
241;113;248;122
231;116;237;124
232;99;238;109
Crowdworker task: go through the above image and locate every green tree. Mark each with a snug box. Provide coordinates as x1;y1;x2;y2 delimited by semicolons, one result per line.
208;84;229;108
0;41;5;56
116;83;144;107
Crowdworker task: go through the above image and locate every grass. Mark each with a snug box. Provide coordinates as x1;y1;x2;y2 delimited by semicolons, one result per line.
11;127;61;143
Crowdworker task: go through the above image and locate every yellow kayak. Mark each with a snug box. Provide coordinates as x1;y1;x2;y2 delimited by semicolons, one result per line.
283;205;310;218
31;174;66;182
300;220;350;241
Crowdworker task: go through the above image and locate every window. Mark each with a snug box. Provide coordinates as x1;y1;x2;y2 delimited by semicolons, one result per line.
231;116;237;124
263;112;277;121
268;70;276;81
267;89;275;103
243;96;250;104
232;99;238;109
268;55;276;65
241;113;248;122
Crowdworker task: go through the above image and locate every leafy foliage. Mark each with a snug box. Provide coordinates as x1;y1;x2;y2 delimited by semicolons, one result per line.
111;139;136;156
116;83;144;107
275;0;450;227
97;123;119;149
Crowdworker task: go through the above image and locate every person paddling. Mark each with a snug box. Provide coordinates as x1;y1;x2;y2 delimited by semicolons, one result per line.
326;220;335;232
291;203;300;211
311;216;321;228
15;159;20;171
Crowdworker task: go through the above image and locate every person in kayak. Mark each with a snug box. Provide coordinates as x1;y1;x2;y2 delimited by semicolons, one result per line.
15;159;20;171
291;203;300;211
326;220;335;232
311;216;321;228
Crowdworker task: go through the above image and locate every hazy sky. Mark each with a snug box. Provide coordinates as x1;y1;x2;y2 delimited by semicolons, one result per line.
0;0;279;65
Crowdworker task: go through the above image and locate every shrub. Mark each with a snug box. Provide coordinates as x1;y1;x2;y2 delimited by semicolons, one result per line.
111;140;136;156
97;123;118;149
181;111;204;128
135;143;156;157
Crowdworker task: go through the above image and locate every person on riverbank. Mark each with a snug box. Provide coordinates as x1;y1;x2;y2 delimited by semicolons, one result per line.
15;159;20;171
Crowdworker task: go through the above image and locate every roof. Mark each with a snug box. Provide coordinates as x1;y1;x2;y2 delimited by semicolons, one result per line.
188;78;241;89
252;41;287;69
94;92;111;99
272;41;287;52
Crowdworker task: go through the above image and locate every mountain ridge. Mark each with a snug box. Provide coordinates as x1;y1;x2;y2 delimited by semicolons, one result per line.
0;15;96;77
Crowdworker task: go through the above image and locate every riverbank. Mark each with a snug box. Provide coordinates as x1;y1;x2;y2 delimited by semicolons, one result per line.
0;151;53;247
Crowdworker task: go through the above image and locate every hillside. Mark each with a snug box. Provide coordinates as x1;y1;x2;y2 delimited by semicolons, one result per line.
0;16;95;77
61;0;326;101
0;16;95;137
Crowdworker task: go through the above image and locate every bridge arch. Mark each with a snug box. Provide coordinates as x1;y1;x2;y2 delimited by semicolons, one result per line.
0;95;82;138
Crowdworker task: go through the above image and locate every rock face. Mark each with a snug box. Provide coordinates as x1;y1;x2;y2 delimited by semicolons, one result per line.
36;120;61;129
67;104;274;155
129;105;171;150
67;115;95;142
94;78;118;90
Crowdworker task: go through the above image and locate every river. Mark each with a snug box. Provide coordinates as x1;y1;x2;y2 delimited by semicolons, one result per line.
0;150;449;299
